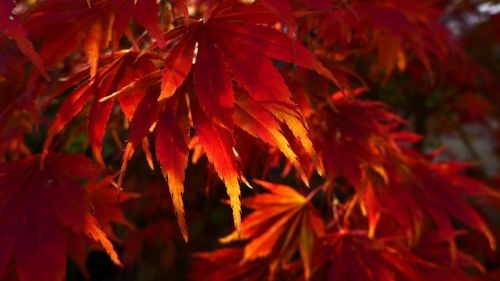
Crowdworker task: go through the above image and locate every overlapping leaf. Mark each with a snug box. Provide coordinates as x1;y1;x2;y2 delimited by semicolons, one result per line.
0;0;499;279
312;90;403;186
314;231;474;281
87;177;139;240
25;0;166;74
402;151;498;249
98;1;338;237
0;153;120;281
0;1;49;80
298;0;460;80
220;180;324;279
43;50;159;165
155;96;190;241
305;91;498;253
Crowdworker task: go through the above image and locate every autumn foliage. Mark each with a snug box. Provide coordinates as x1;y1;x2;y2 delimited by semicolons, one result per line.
1;0;500;280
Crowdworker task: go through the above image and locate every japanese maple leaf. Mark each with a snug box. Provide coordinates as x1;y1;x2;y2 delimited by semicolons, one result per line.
43;50;159;166
303;90;498;253
314;96;498;250
220;180;324;280
155;0;338;166
0;1;48;80
0;153;120;281
62;177;139;278
25;0;166;76
87;177;140;241
85;0;340;239
300;0;459;80
358;147;499;253
40;50;191;239
312;91;403;186
405;152;499;249
314;231;461;281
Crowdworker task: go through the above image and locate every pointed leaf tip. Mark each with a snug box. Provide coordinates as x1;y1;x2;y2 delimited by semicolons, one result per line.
156;100;190;242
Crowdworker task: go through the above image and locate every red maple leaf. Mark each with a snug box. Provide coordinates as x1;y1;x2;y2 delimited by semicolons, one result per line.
314;230;475;281
25;0;166;76
0;1;48;80
220;180;324;280
0;153;120;281
43;0;338;239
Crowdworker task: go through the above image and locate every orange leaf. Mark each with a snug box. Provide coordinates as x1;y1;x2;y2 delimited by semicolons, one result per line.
234;92;309;186
83;215;122;266
155;96;190;241
192;101;243;234
221;180;324;280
